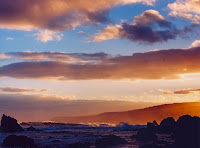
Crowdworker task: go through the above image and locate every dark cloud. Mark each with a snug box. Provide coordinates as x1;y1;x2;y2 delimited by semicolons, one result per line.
163;88;200;95
92;10;200;43
119;23;178;43
0;87;48;93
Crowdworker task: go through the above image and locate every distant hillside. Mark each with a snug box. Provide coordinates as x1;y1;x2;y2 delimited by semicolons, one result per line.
52;102;200;124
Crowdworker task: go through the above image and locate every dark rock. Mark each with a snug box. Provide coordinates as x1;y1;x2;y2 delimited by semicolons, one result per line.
159;117;176;133
3;134;34;148
139;143;175;148
1;114;24;132
136;128;157;141
95;135;128;148
147;122;157;133
66;142;91;148
175;115;200;148
130;134;137;139
153;120;159;126
52;139;61;142
26;126;38;131
48;136;53;139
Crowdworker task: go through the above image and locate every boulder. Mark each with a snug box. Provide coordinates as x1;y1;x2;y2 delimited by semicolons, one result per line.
26;126;38;131
159;117;176;133
3;135;34;148
95;135;128;148
1;114;24;132
136;128;157;141
175;115;200;148
66;142;91;148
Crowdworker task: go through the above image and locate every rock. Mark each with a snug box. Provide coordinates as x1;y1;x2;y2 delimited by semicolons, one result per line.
147;122;157;133
52;139;61;142
95;135;128;148
159;117;176;133
139;143;175;148
26;126;38;131
153;120;159;126
175;115;200;148
3;135;34;148
66;142;91;148
136;128;157;141
1;114;24;132
130;134;137;139
48;136;53;139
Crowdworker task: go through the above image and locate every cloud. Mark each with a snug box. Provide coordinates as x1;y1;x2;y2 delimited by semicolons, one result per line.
0;0;155;32
1;47;200;80
190;40;200;48
0;54;10;59
34;30;63;42
168;0;200;24
90;10;181;43
8;51;110;63
161;88;200;95
6;37;14;40
0;87;48;93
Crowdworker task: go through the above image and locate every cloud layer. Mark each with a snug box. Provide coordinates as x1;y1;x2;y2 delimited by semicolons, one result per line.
1;47;200;80
0;87;48;93
8;51;110;63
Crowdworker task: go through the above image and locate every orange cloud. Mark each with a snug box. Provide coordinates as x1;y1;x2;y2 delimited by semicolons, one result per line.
0;53;10;59
1;47;200;80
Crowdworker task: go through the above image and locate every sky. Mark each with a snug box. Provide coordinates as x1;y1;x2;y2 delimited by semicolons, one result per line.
1;0;200;121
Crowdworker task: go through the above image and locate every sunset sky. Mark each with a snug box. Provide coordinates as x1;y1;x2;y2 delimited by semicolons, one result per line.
1;0;200;121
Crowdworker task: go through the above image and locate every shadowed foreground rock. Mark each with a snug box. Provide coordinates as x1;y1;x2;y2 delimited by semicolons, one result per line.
159;117;176;134
1;114;24;132
3;135;34;148
136;128;157;141
66;142;91;148
95;135;128;148
175;115;200;148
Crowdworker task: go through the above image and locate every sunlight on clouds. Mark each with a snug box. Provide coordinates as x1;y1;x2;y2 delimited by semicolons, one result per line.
168;0;200;24
0;54;10;59
34;30;63;42
190;40;200;48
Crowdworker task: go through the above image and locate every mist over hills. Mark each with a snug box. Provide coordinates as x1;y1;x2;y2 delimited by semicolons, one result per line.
52;102;200;124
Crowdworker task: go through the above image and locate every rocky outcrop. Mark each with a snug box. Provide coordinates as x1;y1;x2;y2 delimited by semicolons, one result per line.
3;135;34;148
1;114;24;132
95;135;128;148
159;117;176;133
